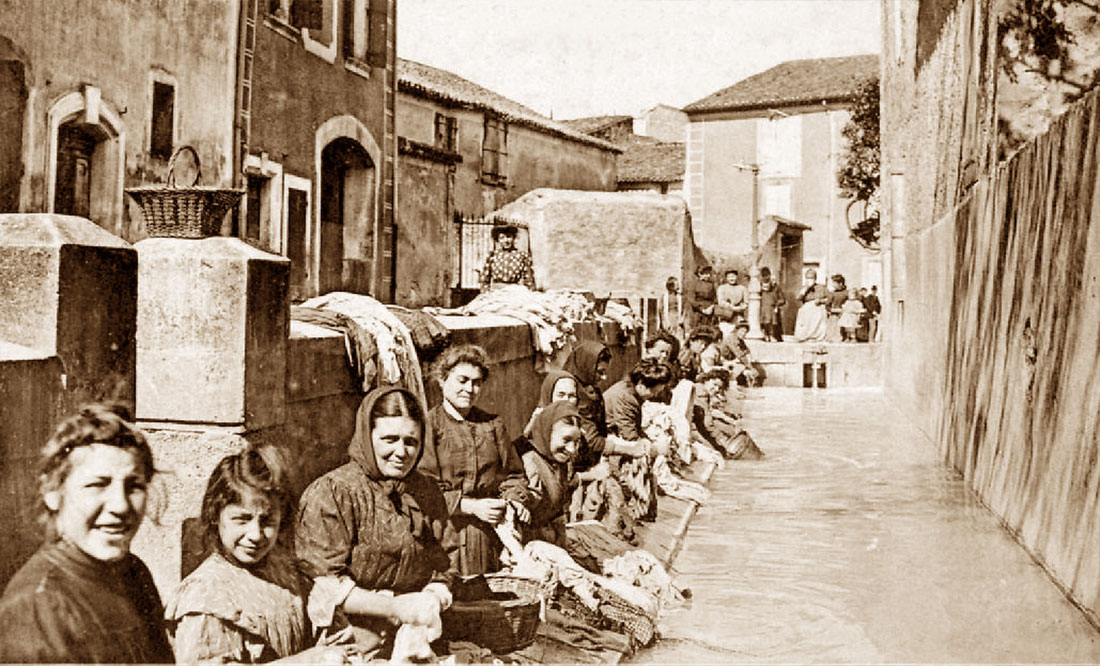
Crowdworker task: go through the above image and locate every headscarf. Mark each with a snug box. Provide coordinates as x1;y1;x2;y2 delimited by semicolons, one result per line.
347;386;429;535
528;400;581;461
538;369;577;408
563;341;609;388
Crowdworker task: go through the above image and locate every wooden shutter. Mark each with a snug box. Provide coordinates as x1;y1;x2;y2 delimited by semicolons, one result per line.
366;0;387;67
291;0;323;30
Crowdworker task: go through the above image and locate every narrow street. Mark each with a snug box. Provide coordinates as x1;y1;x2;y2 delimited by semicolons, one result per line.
634;388;1100;664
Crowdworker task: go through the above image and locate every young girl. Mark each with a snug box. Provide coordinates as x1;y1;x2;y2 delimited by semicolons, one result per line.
165;449;308;663
0;403;173;664
838;287;866;342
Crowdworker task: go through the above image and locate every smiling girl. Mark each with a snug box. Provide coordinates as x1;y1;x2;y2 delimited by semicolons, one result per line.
164;448;308;663
0;403;173;663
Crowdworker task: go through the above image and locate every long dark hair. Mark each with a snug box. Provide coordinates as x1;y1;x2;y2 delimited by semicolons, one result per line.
199;448;293;559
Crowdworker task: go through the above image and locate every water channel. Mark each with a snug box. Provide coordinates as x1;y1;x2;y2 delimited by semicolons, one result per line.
634;388;1100;663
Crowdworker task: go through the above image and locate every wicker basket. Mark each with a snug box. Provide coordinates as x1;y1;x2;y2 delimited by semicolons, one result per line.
126;146;243;239
554;585;657;647
441;574;551;654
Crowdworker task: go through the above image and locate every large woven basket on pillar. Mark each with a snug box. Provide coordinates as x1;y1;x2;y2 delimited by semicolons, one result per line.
126;146;243;239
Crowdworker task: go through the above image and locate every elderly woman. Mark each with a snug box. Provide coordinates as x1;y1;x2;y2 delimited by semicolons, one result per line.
0;403;174;663
295;387;458;657
419;344;529;576
519;401;583;547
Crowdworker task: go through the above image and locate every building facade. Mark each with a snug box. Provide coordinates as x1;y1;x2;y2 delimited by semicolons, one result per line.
633;104;689;143
683;55;882;291
242;0;396;302
0;0;238;240
394;59;619;306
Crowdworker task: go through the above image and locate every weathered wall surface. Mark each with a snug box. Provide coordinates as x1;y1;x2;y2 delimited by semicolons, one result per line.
881;0;1100;626
396;93;617;221
394;156;454;307
0;345;66;588
935;94;1100;624
490;189;695;297
0;0;237;238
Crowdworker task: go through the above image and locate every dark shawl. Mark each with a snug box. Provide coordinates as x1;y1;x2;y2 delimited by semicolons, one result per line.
524;401;581;529
295;387;458;593
562;342;610;469
538;369;577;408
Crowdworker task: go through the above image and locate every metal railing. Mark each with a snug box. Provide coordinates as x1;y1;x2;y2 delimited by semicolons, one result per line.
453;212;529;289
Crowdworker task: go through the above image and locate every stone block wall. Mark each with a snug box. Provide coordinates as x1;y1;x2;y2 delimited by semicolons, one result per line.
0;344;66;587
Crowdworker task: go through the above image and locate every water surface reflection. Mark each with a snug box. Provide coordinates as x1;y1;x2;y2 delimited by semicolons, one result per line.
634;388;1100;664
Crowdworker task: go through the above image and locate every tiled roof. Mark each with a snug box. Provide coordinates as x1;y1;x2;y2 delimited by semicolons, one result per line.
683;54;879;114
560;115;633;135
397;59;620;153
617;135;685;184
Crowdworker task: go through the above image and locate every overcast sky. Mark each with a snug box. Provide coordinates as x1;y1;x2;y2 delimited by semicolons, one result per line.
397;0;882;120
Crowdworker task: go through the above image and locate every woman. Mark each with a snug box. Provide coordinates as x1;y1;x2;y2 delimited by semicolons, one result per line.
520;402;583;547
793;268;829;343
295;387;457;656
0;403;174;663
759;266;786;341
166;449;307;663
826;274;848;342
419;345;528;576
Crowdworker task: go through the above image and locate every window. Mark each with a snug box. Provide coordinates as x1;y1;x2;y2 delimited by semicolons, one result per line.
764;183;791;218
482;117;507;184
150;81;174;159
435;113;457;152
243;174;265;241
756;115;802;178
269;0;323;30
343;0;367;62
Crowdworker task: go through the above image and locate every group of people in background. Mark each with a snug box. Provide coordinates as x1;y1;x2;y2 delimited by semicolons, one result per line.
668;263;881;347
0;326;750;663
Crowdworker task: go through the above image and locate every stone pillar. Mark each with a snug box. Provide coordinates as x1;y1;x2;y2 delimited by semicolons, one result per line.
747;265;764;340
135;237;290;430
0;213;137;406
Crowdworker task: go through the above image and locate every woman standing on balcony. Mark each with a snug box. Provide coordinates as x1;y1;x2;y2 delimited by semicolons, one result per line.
419;344;529;575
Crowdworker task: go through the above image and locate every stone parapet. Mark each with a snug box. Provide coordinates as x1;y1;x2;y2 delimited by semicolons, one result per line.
0;214;137;406
135;237;289;429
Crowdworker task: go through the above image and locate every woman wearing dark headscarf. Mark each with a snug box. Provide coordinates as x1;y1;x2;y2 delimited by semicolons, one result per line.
295;387;458;656
520;402;583;547
561;343;648;543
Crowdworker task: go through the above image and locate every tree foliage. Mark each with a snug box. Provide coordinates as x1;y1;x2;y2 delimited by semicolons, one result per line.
836;76;880;203
836;76;881;251
998;0;1100;97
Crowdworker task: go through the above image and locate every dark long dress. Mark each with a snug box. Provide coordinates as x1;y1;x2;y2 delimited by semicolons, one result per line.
0;539;174;663
420;405;528;576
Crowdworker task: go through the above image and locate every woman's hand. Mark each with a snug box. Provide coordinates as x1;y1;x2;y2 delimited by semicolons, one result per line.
390;592;443;626
507;499;531;524
460;497;507;525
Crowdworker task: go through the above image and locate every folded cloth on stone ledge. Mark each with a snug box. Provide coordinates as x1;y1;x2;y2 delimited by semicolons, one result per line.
387;305;450;355
290;306;379;391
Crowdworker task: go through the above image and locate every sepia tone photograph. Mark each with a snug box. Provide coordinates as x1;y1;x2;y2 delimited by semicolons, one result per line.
1;0;1099;663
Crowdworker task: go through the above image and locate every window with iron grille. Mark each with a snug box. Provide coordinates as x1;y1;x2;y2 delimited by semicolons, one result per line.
435;113;457;152
482;117;507;185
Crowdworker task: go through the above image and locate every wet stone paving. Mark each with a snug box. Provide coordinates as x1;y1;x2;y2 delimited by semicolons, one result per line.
633;388;1100;664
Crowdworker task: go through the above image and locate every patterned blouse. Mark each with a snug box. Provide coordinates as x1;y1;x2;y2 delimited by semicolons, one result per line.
165;552;308;663
479;248;535;289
